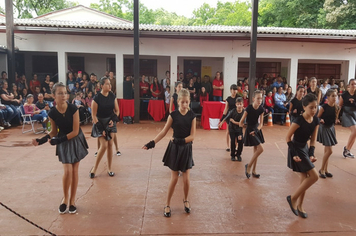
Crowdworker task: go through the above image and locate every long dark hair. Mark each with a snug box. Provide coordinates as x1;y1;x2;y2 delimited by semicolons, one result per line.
152;77;161;92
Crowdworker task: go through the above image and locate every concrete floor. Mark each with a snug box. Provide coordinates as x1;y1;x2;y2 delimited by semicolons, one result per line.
1;121;356;235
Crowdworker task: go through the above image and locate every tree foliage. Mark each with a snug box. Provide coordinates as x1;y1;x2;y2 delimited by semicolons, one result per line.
13;0;77;18
8;0;356;30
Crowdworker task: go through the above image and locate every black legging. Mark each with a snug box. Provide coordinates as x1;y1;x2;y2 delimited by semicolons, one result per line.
230;131;244;157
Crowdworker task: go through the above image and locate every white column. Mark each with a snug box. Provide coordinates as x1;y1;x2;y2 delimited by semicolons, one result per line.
57;51;67;84
348;59;356;82
170;55;177;89
288;58;298;93
116;53;124;98
223;54;238;99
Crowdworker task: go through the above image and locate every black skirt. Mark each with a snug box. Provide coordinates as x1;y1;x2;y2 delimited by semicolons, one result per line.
244;124;265;146
287;140;314;173
56;129;88;164
317;124;337;146
162;141;194;172
91;117;117;140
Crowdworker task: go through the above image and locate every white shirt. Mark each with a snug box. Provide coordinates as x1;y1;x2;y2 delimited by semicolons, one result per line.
165;91;170;104
320;84;330;97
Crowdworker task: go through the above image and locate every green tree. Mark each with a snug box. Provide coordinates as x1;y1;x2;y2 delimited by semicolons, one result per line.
323;0;356;29
90;0;127;19
192;3;216;25
13;0;77;18
207;1;251;26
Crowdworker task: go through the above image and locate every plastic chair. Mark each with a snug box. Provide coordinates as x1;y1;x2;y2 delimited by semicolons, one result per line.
190;101;201;118
19;105;44;134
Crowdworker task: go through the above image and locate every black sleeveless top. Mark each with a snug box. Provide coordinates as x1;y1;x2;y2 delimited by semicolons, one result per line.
170;110;196;139
320;104;336;126
172;93;178;111
48;103;78;136
226;96;237;111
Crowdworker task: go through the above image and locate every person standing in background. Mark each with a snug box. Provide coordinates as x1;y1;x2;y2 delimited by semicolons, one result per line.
212;71;224;101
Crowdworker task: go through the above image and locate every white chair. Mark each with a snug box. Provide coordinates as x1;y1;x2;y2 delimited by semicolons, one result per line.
19;105;45;134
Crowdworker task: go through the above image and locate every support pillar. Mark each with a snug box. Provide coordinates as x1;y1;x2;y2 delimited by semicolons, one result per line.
116;53;124;98
223;55;238;99
170;55;177;89
289;58;298;92
348;59;356;82
57;51;67;84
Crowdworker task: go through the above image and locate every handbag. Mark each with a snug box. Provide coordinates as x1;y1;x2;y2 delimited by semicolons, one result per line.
123;116;133;124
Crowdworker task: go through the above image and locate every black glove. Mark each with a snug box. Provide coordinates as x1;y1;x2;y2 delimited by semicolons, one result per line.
36;134;50;145
173;138;186;145
145;140;155;149
220;114;226;122
96;122;104;133
308;146;315;157
110;113;119;122
50;135;68;145
287;141;298;157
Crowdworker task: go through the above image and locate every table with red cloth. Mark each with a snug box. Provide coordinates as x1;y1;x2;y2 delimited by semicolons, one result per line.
148;99;166;122
117;99;134;119
201;101;227;130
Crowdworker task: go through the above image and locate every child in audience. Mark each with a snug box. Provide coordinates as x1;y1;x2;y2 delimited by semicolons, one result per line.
239;90;265;179
165;86;171;116
85;91;93;114
219;97;245;161
242;90;249;108
199;86;209;108
317;89;339;178
289;86;305;123
286;93;319;218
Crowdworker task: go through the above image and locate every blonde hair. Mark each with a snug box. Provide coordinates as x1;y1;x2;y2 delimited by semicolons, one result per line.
178;88;190;100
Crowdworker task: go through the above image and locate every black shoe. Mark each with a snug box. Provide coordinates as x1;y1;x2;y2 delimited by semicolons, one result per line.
94;152;98;157
245;164;250;179
68;205;77;214
226;148;230;152
237;155;242;162
281;122;285;126
164;206;171;217
116;151;121;156
89;167;95;179
297;207;308;218
319;170;326;179
231;156;235;161
59;203;67;214
183;200;191;213
325;172;333;178
252;172;260;178
286;195;298;216
108;171;115;177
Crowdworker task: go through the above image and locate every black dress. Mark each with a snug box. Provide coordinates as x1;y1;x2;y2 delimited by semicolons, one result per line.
288;116;319;173
341;91;356;127
48;103;88;164
172;93;178;112
162;110;196;172
225;96;237;124
244;105;265;146
91;92;117;139
317;104;337;146
290;97;303;122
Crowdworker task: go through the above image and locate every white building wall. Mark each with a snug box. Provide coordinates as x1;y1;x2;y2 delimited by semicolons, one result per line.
0;33;355;98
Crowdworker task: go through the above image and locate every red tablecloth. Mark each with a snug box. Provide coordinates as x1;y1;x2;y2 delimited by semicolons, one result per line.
148;100;166;122
117;99;134;119
201;101;227;130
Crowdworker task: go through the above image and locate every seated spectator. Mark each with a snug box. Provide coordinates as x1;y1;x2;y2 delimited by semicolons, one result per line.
265;91;275;119
282;83;289;94
71;82;81;95
329;78;338;90
29;73;40;94
285;86;294;104
85;91;94;113
339;81;346;94
199;86;209;108
81;73;89;93
0;101;9;127
86;73;97;95
242;90;249;108
21;88;29;105
12;83;22;104
17;74;28;93
33;86;41;103
72;92;87;123
320;78;330;101
76;71;83;87
274;86;289;125
0;81;21;125
187;79;196;101
271;76;284;90
35;93;50;113
41;74;51;94
66;72;75;93
23;94;48;129
260;78;269;91
150;77;161;99
44;81;55;107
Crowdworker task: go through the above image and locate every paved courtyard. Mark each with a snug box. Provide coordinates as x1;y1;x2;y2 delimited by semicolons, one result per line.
1;121;356;235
